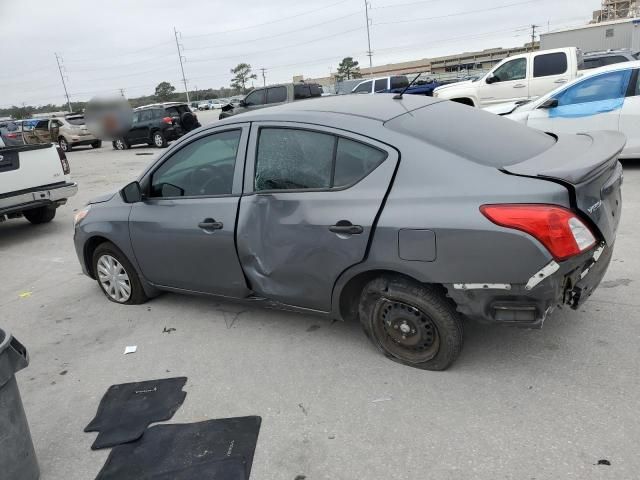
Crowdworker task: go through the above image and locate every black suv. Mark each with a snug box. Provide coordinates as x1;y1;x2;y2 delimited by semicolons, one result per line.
112;103;200;150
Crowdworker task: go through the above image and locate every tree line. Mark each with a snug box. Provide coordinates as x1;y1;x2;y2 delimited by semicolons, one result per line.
1;58;363;119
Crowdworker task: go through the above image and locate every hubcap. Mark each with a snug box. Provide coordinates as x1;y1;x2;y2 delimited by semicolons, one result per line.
373;300;440;363
97;254;131;302
116;139;124;149
59;140;67;151
154;134;163;147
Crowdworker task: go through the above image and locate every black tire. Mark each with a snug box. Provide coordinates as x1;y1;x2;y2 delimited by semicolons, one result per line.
92;242;148;305
152;130;168;148
359;276;463;371
91;140;102;148
23;205;57;224
113;137;129;150
58;137;71;152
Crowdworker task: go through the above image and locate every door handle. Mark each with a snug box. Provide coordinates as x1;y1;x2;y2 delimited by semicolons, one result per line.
513;84;526;89
198;218;223;230
554;78;568;84
329;221;363;235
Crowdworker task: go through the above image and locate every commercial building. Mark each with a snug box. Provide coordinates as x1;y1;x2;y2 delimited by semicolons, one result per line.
540;17;640;52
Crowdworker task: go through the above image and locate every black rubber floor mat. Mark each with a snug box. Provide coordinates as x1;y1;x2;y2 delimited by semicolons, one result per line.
95;416;261;480
85;377;187;450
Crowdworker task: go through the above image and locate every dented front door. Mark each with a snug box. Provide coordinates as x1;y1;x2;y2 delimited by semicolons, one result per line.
236;122;398;312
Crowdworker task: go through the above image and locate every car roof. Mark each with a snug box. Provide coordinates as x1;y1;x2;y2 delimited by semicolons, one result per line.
224;94;443;122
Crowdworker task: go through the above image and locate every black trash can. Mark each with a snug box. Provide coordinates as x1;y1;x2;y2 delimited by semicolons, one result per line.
0;329;39;480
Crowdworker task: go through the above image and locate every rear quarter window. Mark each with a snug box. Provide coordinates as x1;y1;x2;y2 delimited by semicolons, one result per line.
385;101;555;167
533;52;568;78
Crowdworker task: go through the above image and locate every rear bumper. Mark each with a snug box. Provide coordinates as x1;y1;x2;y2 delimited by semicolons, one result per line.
445;242;614;328
0;182;78;216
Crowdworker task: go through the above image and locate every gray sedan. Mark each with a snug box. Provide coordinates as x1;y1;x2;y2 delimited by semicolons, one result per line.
73;95;623;370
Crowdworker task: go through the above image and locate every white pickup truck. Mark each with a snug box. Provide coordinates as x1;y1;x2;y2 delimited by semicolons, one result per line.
433;47;583;107
0;136;77;224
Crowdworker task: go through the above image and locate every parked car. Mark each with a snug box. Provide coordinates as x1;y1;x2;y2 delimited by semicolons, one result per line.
208;100;225;110
384;78;446;96
582;49;638;70
0;121;24;146
198;102;210;111
490;60;640;159
0;135;77;224
219;83;323;119
50;114;102;152
351;75;410;94
433;47;583;107
74;95;622;371
112;102;200;150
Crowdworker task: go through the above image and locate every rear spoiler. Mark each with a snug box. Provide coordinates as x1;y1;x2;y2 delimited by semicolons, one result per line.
502;131;626;184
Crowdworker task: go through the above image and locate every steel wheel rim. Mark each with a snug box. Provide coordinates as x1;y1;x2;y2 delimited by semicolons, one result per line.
59;139;67;151
97;254;131;302
372;299;440;363
115;139;124;150
153;134;163;147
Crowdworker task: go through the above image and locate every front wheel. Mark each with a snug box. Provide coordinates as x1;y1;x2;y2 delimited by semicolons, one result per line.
359;276;463;371
113;138;129;150
23;205;56;224
91;140;102;148
152;131;168;148
92;242;148;305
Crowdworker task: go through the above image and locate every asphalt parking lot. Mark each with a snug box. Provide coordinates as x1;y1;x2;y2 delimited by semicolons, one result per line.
2;112;639;479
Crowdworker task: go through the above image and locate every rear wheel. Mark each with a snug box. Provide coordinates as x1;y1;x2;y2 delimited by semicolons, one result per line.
91;140;102;148
58;137;71;152
152;131;168;148
113;137;129;150
359;276;463;371
92;242;148;305
24;205;57;224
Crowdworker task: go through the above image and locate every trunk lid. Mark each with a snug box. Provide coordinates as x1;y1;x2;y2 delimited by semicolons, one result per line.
503;131;625;245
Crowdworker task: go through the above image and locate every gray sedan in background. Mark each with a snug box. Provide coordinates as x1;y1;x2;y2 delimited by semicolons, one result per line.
73;95;623;370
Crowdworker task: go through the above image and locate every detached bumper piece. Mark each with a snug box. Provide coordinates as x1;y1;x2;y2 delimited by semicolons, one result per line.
446;243;612;328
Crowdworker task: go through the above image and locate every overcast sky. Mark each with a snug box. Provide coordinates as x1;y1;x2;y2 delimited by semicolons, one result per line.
0;0;601;106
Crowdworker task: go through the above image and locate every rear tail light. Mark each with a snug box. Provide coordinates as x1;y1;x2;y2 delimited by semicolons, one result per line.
480;204;596;261
162;117;173;125
6;133;17;138
56;146;70;174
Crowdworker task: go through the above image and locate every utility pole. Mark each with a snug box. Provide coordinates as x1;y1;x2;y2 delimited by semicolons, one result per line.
530;24;540;51
119;88;125;98
364;0;373;70
54;53;72;113
260;68;266;87
174;27;190;104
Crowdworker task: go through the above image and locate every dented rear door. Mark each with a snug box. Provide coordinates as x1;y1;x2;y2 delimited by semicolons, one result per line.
236;122;398;312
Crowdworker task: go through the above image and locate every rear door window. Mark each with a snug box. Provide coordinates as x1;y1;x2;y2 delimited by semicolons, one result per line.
266;86;287;104
374;79;388;92
140;110;153;122
254;128;387;191
353;80;372;93
602;55;630;66
245;89;266;106
582;58;604;69
533;52;568;77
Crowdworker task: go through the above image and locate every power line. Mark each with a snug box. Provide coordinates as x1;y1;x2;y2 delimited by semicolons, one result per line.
182;0;352;39
174;27;190;104
374;0;539;26
54;53;72;112
184;11;361;52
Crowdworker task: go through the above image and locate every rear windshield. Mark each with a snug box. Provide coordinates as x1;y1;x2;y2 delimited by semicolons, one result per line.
66;116;85;125
385;101;556;167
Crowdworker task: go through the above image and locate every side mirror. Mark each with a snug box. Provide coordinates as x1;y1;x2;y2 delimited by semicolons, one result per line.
121;181;142;203
539;98;559;109
486;73;497;84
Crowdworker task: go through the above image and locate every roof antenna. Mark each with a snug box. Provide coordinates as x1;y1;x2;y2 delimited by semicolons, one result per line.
393;72;422;100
